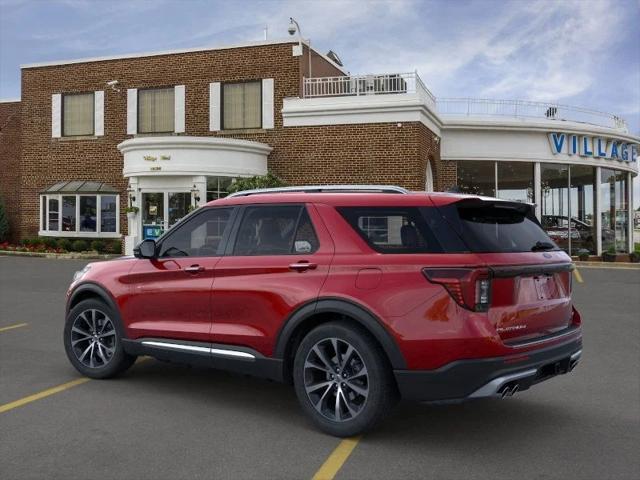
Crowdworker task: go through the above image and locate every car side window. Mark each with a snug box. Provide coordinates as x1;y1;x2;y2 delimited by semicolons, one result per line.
159;207;233;257
232;205;319;256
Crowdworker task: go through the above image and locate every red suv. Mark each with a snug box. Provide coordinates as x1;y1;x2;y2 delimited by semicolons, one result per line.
64;186;582;436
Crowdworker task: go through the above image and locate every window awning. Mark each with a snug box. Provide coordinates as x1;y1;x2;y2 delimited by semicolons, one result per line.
41;181;119;194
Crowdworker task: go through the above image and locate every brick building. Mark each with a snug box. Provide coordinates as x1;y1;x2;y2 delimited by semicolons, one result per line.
0;38;638;255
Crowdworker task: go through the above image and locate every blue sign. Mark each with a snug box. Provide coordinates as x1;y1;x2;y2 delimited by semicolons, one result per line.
548;132;638;163
143;225;163;240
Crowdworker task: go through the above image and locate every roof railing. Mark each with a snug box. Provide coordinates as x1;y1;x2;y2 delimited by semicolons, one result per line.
227;185;410;197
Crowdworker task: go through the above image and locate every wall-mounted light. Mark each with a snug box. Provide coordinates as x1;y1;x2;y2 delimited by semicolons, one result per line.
126;187;136;203
191;185;201;202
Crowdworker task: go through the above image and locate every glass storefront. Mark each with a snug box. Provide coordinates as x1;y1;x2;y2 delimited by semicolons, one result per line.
601;169;629;253
456;161;495;197
540;164;570;252
457;160;631;255
497;162;534;203
569;166;596;254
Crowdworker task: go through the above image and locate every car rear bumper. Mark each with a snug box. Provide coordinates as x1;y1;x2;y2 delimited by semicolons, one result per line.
394;336;582;402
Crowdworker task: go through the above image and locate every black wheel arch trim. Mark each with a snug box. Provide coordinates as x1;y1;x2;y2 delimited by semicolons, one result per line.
274;297;407;370
66;282;120;317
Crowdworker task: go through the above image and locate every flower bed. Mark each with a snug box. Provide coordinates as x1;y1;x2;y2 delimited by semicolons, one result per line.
0;237;122;255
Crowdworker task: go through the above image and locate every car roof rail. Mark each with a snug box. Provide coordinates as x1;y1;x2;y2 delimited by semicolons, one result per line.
227;185;410;198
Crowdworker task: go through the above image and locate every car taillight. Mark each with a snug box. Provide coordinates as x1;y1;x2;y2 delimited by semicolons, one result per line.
422;268;491;312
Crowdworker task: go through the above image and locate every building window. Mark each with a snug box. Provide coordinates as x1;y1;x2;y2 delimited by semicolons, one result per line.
497;162;534;203
222;81;261;129
40;193;120;237
138;87;175;133
569;165;596;254
541;164;570;253
601;169;629;253
62;92;94;136
456;160;496;197
206;176;234;201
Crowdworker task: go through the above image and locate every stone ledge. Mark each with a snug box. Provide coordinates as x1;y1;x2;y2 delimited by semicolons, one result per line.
0;250;121;260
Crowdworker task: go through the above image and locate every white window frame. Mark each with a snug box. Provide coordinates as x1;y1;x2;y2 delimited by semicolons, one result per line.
39;193;121;238
128;86;185;135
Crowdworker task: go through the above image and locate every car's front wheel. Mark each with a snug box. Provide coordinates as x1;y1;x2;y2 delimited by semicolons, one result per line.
64;299;136;379
293;321;397;437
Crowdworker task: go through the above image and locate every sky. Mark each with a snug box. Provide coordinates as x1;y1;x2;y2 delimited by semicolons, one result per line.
1;0;639;203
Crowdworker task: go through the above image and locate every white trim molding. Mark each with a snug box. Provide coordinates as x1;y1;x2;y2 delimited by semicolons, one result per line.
209;82;221;131
174;85;186;133
282;93;442;135
262;78;275;129
118;136;271;178
127;88;137;135
94;90;104;136
51;94;62;138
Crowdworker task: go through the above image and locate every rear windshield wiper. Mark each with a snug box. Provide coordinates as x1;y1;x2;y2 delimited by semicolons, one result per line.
531;241;556;252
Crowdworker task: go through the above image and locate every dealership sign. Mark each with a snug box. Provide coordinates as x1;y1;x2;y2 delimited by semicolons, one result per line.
548;132;638;163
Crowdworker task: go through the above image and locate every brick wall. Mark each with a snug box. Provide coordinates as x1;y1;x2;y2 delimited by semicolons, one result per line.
16;41;441;240
0;101;21;241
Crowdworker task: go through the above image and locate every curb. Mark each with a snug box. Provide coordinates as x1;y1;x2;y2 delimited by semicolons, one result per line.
574;261;640;270
0;250;120;260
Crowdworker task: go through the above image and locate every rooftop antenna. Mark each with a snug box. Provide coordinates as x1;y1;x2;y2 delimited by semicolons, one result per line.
263;25;268;41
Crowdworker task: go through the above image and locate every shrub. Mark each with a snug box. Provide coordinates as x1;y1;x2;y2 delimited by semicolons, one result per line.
72;239;88;252
0;196;9;242
90;240;106;253
40;237;58;249
106;239;122;254
58;238;73;252
227;173;286;194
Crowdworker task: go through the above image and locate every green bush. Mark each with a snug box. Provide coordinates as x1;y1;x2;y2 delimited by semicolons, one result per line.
72;239;88;252
227;173;286;194
21;237;36;246
58;238;73;252
106;239;122;254
90;240;106;253
0;197;9;242
40;237;58;249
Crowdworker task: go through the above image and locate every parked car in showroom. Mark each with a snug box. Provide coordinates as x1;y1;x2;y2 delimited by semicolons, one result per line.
64;186;582;437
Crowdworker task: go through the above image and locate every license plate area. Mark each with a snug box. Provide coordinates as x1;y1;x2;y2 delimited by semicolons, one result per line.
533;275;559;300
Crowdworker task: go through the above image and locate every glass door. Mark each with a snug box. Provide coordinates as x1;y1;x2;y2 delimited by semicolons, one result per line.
142;192;165;240
141;191;192;240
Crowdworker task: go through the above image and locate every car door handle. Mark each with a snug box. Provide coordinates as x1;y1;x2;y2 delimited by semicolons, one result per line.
289;262;317;272
185;265;205;273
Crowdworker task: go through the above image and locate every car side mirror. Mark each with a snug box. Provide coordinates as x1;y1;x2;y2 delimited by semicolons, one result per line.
134;239;157;259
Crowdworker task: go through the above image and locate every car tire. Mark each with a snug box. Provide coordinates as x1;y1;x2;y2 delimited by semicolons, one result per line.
293;321;398;437
64;298;136;379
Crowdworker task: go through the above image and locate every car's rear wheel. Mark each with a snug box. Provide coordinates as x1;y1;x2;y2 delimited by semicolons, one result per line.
64;299;136;379
293;321;397;437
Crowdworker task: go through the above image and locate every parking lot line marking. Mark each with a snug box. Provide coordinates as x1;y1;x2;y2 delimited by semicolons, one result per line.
0;322;28;333
573;268;584;283
311;436;361;480
0;378;90;414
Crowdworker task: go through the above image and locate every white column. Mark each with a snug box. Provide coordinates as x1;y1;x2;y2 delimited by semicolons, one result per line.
628;171;633;253
193;175;207;207
124;177;140;255
595;167;602;256
534;162;542;220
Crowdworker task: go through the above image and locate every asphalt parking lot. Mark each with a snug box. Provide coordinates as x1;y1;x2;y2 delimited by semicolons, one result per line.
1;256;638;480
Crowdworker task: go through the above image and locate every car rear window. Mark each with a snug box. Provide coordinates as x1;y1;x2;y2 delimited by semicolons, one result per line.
438;200;559;253
337;207;467;254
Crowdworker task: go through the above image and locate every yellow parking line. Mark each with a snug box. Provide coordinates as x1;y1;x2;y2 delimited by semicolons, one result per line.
312;436;361;480
0;322;28;333
0;357;153;414
573;268;584;283
0;378;90;414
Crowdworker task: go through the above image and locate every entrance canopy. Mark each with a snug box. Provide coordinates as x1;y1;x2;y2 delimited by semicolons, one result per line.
41;180;119;194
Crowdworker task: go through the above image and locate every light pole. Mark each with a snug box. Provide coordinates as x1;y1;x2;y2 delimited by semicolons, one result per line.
288;17;312;79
